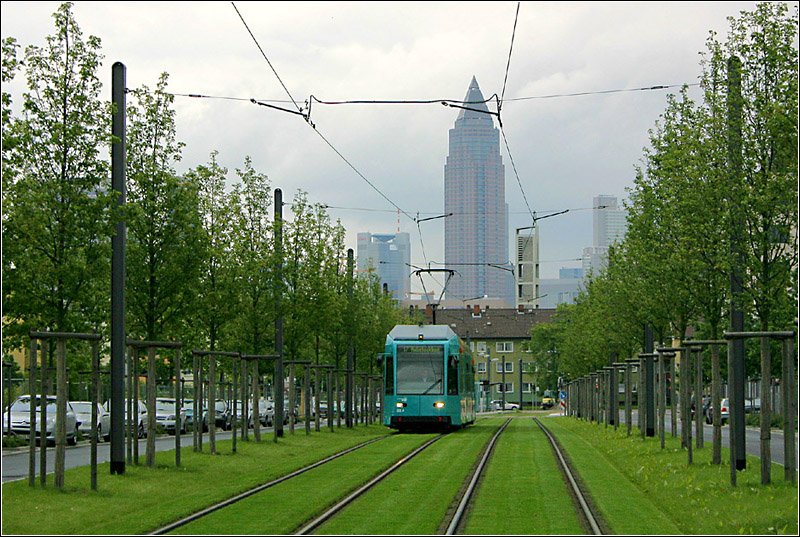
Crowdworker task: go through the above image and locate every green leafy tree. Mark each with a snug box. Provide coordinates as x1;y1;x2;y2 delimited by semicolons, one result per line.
229;157;273;355
2;3;112;389
704;2;798;333
125;73;203;380
186;151;238;352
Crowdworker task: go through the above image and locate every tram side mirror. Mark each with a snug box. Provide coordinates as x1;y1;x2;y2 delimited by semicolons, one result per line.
376;353;385;367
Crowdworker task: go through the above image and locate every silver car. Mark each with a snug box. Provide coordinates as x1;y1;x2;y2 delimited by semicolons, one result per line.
71;401;111;441
2;395;79;446
155;398;186;435
103;399;149;438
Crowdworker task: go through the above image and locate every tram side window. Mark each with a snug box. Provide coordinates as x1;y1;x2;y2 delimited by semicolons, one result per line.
385;354;394;395
447;356;458;395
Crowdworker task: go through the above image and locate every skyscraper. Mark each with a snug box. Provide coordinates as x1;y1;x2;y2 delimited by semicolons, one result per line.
356;232;411;299
583;194;627;275
444;76;512;304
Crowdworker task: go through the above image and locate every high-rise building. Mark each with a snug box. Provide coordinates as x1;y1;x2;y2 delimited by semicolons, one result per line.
593;194;627;250
584;195;627;276
515;227;540;309
444;76;512;305
356;232;410;299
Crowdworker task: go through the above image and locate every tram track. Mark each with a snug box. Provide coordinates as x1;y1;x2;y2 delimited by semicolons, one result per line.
294;433;446;534
534;417;604;535
444;418;512;534
149;435;388;535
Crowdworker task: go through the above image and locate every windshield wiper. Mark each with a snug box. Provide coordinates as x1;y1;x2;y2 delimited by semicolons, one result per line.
422;378;442;395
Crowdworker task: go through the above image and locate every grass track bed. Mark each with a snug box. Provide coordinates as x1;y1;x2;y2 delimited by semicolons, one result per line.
544;417;798;535
1;425;389;535
314;417;505;535
170;432;436;534
463;417;584;534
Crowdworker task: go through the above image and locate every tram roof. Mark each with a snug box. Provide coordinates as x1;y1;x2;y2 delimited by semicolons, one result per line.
387;324;458;341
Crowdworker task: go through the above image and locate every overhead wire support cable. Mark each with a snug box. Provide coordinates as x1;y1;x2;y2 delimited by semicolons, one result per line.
499;1;521;115
504;83;699;101
231;1;304;117
230;1;416;225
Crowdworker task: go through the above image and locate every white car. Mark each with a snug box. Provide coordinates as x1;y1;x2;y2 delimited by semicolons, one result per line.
490;400;519;411
104;399;149;438
71;401;111;442
2;395;79;446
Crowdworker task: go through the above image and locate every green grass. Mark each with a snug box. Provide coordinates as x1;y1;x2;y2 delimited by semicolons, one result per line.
171;432;436;534
544;416;798;535
314;417;505;535
1;425;390;535
463;417;584;534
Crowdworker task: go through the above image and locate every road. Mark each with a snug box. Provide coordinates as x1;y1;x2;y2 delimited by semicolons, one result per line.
1;429;245;483
618;409;790;465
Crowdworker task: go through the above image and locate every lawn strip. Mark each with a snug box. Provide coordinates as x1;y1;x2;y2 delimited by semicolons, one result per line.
314;418;504;535
545;417;798;535
170;432;435;534
1;425;390;535
463;417;584;535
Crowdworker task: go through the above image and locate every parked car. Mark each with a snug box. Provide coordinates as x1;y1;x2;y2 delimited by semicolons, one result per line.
182;400;208;432
744;398;761;414
103;399;148;438
704;397;729;425
214;399;231;430
71;401;111;442
490;400;519;411
2;395;79;446
154;398;186;435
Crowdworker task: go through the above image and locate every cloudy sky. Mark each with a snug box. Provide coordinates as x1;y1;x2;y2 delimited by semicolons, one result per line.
2;1;763;295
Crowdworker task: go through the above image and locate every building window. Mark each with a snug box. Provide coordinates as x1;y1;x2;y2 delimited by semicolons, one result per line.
496;341;513;353
476;342;487;354
495;361;514;374
496;382;513;394
522;382;533;393
477;362;486;373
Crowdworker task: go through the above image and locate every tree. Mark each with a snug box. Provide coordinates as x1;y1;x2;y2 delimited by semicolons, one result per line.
229;157;273;356
125;73;203;380
186;151;238;352
2;3;112;373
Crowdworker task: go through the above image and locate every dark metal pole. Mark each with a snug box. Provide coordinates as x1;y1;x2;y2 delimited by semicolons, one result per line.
346;248;355;428
644;325;655;436
110;61;127;475
727;54;746;472
274;188;284;439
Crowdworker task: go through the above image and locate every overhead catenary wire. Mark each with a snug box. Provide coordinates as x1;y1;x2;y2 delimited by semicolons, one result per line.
167;82;697;109
230;1;443;290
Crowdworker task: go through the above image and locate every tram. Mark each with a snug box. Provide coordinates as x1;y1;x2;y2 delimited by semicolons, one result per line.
381;325;476;431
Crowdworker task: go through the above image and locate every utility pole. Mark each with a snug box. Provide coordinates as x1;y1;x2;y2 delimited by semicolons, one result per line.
110;62;126;475
727;54;746;472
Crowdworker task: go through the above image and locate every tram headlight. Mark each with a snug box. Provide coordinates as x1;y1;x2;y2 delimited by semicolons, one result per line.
396;402;407;408
434;401;445;409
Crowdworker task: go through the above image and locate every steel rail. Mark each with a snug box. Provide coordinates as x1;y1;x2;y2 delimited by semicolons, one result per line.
445;418;512;534
149;436;388;535
534;417;603;535
294;433;446;535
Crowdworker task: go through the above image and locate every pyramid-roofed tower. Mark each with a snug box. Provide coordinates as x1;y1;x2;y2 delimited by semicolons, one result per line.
444;76;512;305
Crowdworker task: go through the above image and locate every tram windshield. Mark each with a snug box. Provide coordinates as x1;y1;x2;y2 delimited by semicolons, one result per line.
396;344;444;395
